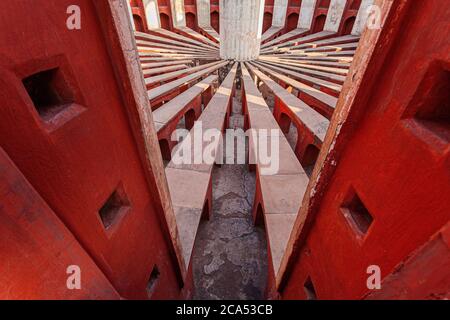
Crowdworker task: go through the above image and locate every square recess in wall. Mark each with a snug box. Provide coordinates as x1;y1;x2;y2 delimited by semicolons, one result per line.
146;265;160;298
402;61;450;151
21;64;85;131
99;183;131;230
303;276;317;300
340;188;373;238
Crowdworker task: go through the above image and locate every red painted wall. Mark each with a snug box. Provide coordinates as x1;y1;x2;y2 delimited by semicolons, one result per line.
281;0;450;300
158;0;174;30
211;10;219;33
310;0;329;33
209;1;220;32
130;0;148;31
185;1;198;31
366;222;450;300
338;0;361;35
263;12;274;33
278;0;301;34
264;0;275;33
0;147;120;299
0;0;181;299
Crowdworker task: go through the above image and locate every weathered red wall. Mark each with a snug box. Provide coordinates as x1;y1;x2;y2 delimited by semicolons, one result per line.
131;0;148;32
284;0;301;33
158;0;174;30
0;147;120;299
153;0;199;31
281;0;450;300
208;0;220;33
263;11;274;33
0;0;181;299
311;0;330;33
365;222;450;300
184;0;198;31
210;10;219;33
263;1;275;32
339;0;361;35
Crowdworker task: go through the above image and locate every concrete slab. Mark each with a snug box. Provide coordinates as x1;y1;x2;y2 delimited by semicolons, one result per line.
265;214;297;275
174;206;204;268
153;75;217;128
324;0;347;33
166;167;211;209
253;61;338;111
248;64;330;140
261;26;283;43
147;61;228;102
255;60;343;92
260;174;306;214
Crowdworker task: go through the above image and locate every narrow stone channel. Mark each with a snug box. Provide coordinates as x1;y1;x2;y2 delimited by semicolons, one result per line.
192;84;268;300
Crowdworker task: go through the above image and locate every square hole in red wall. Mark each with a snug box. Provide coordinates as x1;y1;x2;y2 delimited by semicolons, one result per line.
341;188;373;237
146;265;160;298
303;276;317;300
403;62;450;146
99;184;131;230
22;68;75;122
